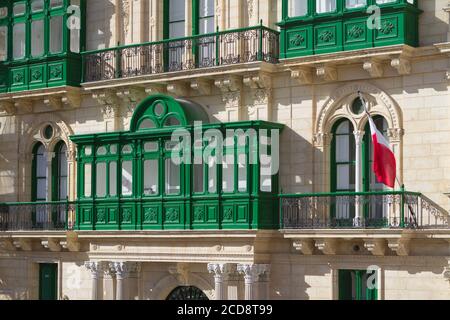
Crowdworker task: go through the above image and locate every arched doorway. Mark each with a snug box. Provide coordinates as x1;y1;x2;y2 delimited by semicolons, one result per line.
166;286;209;300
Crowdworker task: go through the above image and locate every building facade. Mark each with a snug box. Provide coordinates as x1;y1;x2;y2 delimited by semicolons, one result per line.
0;0;449;300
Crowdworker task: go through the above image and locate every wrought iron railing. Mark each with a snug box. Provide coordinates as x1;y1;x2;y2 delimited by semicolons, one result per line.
280;191;449;229
0;201;75;231
82;25;279;82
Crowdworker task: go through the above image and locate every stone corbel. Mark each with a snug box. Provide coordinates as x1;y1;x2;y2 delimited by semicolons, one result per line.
190;79;212;96
363;59;384;78
243;73;272;90
14;99;33;113
316;65;337;82
41;238;62;252
445;70;450;81
92;90;120;108
145;84;167;95
0;100;16;115
314;239;337;255
13;239;32;251
387;239;410;256
167;82;189;97
290;67;313;85
60;234;80;252
116;87;146;105
61;91;81;109
44;96;63;110
363;239;387;256
292;239;315;255
214;75;242;93
390;57;411;75
0;239;16;251
169;262;190;285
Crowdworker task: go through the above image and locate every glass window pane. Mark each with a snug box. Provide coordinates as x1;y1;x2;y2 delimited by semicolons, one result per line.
165;158;180;195
199;17;214;35
260;154;272;192
121;161;133;196
337;164;355;190
70;28;80;53
222;154;234;193
336;135;350;162
50;16;63;53
31;0;45;12
0;26;7;61
36;148;46;178
84;163;92;197
200;0;214;17
31;20;45;57
58;145;68;176
50;0;64;9
0;7;8;19
144;159;159;195
96;162;107;197
208;156;216;193
13;3;26;16
13;23;26;60
169;21;185;39
37;178;47;200
193;161;204;193
169;0;185;21
59;177;67;200
238;153;247;192
97;146;107;156
376;0;395;3
345;0;366;9
139;118;156;130
144;141;158;152
109;162;117;196
289;0;308;17
316;0;336;13
84;146;92;156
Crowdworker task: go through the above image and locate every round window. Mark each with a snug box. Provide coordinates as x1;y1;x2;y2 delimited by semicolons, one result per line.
153;102;166;117
351;98;364;115
43;125;54;140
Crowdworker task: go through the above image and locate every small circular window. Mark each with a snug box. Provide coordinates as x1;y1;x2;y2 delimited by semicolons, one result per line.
43;125;54;140
351;98;364;115
154;102;166;117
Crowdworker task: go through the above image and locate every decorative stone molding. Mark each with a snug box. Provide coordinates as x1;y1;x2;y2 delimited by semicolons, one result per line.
13;239;32;251
59;234;80;252
85;261;107;276
243;73;271;90
293;239;315;255
387;128;404;143
290;67;313;85
207;263;234;300
390;57;411;75
109;261;141;279
167;82;189;97
41;238;62;252
116;87;146;105
0;100;16;115
387;239;410;256
92;90;120;109
0;239;15;251
101;105;120;119
61;91;81;109
314;239;337;255
168;262;190;285
214;76;242;93
313;132;333;148
44;96;63;110
121;0;131;37
363;239;387;256
316;65;337;82
208;263;233;278
363;59;384;78
190;79;212;95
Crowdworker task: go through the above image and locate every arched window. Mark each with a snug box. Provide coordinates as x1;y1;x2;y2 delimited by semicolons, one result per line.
332;119;355;193
166;286;209;300
32;142;47;202
53;141;68;201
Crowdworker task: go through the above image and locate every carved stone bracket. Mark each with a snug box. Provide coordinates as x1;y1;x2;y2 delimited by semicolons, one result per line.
243;73;272;90
13;239;32;251
60;233;80;252
390;57;411;75
364;239;387;256
44;96;63;110
0;100;16;115
167;82;189;97
41;238;62;252
214;75;242;93
93;90;120;107
290;67;313;85
363;59;384;78
116;87;146;105
14;99;33;113
145;84;167;95
44;90;81;110
292;239;315;255
0;239;16;251
190;79;212;95
387;239;410;256
316;65;337;82
314;239;337;255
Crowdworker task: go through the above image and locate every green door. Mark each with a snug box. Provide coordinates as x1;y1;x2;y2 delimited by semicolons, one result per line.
39;263;58;300
338;269;378;300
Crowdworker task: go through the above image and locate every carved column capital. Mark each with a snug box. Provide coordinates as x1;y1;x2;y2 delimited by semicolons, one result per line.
313;132;333;147
85;261;107;278
207;263;234;280
353;130;365;144
109;261;140;279
387;128;404;142
237;264;270;282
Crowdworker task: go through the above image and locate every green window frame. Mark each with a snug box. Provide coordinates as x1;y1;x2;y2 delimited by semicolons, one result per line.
142;140;160;197
164;0;186;39
52;141;68;201
120;144;134;197
32;142;47;202
193;0;214;35
338;269;378;300
94;145;118;198
164;140;182;196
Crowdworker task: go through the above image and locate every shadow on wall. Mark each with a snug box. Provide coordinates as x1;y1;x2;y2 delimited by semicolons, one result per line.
85;1;115;50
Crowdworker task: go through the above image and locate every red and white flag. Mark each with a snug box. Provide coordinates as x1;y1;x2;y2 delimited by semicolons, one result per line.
367;115;396;188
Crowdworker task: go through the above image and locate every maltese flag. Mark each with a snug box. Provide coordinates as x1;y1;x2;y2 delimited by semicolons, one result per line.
367;115;396;188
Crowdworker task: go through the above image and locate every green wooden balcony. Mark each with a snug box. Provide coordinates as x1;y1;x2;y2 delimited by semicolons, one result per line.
82;25;279;82
280;190;449;229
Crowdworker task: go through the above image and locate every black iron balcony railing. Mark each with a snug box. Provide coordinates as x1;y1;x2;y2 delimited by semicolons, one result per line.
82;25;279;82
281;191;449;229
0;201;75;231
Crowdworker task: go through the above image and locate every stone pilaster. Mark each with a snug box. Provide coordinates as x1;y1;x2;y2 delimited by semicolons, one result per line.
237;264;270;300
109;262;140;300
207;263;233;300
